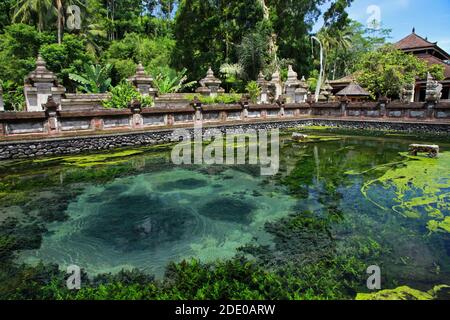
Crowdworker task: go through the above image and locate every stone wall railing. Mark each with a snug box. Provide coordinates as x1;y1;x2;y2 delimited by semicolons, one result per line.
1;100;449;138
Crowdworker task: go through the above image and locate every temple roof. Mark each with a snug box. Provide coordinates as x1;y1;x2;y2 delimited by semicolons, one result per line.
395;31;450;60
329;74;355;85
395;32;436;50
336;82;370;97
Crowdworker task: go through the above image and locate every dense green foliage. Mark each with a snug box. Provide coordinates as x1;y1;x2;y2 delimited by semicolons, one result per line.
1;0;437;108
102;81;154;109
356;45;445;98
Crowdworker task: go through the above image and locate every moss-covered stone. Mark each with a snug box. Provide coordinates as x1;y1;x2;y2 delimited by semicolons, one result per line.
356;286;434;300
356;284;450;300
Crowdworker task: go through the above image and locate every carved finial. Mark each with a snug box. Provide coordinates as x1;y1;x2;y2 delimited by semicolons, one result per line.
136;62;146;76
36;54;45;65
412;27;415;33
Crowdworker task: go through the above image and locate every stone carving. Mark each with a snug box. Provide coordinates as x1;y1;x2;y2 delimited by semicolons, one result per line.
425;73;442;102
24;55;66;112
401;83;415;103
128;63;158;98
196;67;224;97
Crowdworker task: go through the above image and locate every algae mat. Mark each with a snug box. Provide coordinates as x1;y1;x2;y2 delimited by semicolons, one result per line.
355;152;450;233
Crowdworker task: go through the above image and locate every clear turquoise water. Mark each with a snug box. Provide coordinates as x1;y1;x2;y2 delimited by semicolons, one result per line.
1;130;450;288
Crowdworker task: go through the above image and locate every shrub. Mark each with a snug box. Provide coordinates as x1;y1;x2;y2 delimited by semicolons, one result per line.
185;93;242;105
102;82;154;109
245;81;261;103
103;82;140;109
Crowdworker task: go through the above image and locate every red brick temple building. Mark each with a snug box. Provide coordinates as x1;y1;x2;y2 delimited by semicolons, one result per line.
330;29;450;102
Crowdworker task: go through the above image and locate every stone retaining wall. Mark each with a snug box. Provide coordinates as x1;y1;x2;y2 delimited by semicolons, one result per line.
1;100;450;140
1;118;449;161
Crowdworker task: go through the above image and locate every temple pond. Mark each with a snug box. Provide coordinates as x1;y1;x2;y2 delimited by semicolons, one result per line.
0;128;449;295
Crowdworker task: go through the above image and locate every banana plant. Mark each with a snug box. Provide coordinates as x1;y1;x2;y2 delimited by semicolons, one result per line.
152;68;196;94
69;63;112;93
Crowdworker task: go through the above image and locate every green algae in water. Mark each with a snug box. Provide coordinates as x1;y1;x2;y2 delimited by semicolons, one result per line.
356;285;435;300
360;152;450;232
33;149;145;167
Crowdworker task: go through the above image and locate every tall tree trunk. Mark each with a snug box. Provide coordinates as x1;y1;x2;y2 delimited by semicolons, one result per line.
57;0;63;44
259;0;279;70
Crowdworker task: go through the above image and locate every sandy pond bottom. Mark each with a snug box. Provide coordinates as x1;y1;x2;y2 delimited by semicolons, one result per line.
1;130;450;288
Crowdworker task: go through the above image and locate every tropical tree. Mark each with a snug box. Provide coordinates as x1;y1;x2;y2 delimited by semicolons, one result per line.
317;25;353;79
220;63;245;92
173;0;265;81
237;31;270;80
69;63;112;93
0;0;15;29
356;45;444;99
13;0;54;32
13;0;85;44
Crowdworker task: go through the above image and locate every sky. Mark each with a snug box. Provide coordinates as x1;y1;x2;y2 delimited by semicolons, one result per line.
314;0;450;53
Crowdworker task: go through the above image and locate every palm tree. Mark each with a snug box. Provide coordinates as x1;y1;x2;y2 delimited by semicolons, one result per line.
14;0;84;43
237;32;269;80
13;0;54;32
318;26;353;79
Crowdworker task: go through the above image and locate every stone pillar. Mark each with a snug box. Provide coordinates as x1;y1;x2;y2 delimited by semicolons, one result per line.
270;70;283;100
378;97;389;117
191;97;203;123
128;63;158;98
0;84;4;112
24;55;66;112
43;96;60;135
196;67;224;98
256;72;270;104
241;98;249;120
278;98;285;117
340;96;349;116
129;100;143;129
